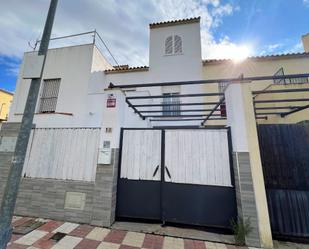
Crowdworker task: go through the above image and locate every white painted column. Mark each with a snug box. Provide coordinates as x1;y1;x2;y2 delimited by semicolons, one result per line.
225;83;273;249
100;90;126;150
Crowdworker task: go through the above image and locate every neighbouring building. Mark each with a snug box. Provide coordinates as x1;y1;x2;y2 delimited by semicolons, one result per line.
0;89;13;122
1;17;309;249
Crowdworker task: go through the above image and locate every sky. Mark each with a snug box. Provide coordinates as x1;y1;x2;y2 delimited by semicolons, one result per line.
0;0;308;92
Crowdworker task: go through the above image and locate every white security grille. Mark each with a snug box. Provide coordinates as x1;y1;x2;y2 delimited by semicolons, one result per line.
39;78;60;113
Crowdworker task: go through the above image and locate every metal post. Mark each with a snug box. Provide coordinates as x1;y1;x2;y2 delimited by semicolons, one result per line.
0;1;58;248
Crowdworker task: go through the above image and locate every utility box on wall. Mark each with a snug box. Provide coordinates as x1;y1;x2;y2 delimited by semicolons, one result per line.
0;136;17;152
98;140;111;164
22;54;45;79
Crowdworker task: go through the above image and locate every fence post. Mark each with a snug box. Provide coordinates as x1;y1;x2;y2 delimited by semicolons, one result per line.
225;83;273;249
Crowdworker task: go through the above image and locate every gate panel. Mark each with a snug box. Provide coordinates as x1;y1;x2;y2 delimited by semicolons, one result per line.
163;129;236;228
120;129;161;181
117;129;162;220
164;130;232;186
258;124;309;238
117;128;237;228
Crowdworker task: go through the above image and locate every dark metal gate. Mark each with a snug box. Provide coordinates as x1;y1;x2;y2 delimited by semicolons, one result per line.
258;123;309;239
116;128;237;229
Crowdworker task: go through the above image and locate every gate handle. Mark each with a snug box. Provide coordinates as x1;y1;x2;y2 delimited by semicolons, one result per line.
152;165;159;177
165;166;171;179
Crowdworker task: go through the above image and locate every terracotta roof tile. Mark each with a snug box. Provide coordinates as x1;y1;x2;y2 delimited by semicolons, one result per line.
105;66;149;74
203;52;309;65
149;17;200;29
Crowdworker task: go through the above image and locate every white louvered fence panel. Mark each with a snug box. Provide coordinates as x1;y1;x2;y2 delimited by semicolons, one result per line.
23;128;100;181
120;130;161;181
165;129;232;186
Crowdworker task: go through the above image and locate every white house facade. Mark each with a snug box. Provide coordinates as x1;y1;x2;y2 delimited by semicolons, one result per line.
1;18;309;248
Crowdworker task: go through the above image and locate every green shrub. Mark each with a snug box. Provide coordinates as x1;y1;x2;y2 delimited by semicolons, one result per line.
231;217;252;246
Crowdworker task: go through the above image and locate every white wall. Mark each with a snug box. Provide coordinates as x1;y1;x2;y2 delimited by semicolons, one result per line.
104;22;204;127
149;22;202;82
9;44;110;128
9;21;208;130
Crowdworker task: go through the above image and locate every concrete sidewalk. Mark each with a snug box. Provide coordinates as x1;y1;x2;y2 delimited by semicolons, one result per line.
8;216;250;249
7;216;309;249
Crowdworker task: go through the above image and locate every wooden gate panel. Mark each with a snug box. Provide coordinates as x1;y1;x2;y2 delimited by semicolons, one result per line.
120;129;161;181
164;129;232;186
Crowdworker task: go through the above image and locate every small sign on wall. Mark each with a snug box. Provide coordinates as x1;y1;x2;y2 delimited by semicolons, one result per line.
106;94;116;108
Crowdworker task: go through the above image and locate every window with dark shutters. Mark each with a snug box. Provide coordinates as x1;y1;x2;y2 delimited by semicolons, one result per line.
165;35;182;55
174;35;182;54
165;36;173;55
39;78;61;113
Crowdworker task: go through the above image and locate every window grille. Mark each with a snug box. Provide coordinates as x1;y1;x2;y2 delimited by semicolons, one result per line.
165;35;182;55
39;79;60;113
162;93;181;116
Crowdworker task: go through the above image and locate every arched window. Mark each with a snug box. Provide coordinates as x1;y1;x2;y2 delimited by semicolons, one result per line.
165;35;182;55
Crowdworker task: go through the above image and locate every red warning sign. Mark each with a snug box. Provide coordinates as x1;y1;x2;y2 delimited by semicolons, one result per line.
107;95;116;108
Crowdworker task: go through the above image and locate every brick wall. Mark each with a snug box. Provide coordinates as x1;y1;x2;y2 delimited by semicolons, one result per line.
233;152;261;247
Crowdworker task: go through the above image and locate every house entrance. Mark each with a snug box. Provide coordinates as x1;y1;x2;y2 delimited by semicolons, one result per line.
116;128;237;229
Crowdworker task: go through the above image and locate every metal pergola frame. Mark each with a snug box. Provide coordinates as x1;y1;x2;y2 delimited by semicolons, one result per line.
108;73;309;89
110;73;309;125
125;96;226;123
253;88;309;118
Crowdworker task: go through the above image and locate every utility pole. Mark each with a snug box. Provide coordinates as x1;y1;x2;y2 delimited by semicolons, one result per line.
0;1;58;248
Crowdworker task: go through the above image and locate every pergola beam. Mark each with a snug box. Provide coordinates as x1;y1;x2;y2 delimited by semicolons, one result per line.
201;97;225;126
255;106;300;110
126;92;223;100
150;117;226;122
134;102;220;107
144;114;223;118
281;104;309;117
254;98;309;104
125;99;145;120
255;112;283;115
108;73;309;89
139;109;220;113
252;88;309;95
